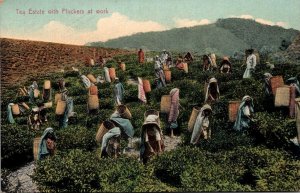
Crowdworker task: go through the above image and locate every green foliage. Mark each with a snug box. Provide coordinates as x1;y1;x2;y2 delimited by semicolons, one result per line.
227;146;300;191
1;125;34;167
56;126;97;151
33;150;145;192
33;150;101;192
149;146;300;192
253;112;297;148
2;50;300;192
133;175;177;192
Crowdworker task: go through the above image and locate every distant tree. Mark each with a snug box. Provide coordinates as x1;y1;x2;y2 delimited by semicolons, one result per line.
279;39;291;51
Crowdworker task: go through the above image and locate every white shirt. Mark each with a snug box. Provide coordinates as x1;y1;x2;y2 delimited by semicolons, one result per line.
243;105;251;116
154;60;161;70
202;117;209;128
160;53;168;63
246;54;257;69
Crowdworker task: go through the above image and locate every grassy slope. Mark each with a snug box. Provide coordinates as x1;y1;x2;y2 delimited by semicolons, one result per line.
88;18;299;55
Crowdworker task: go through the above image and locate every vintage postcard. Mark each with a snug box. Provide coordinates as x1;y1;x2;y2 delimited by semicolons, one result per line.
1;0;300;192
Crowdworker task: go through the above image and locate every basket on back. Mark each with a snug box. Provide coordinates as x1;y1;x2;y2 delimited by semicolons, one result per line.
34;89;40;98
44;80;51;89
274;86;290;107
12;104;20;115
164;70;171;83
96;120;115;143
160;95;171;113
87;74;97;84
117;105;132;119
270;76;284;95
88;95;99;110
109;68;116;81
228;101;241;122
187;106;201;132
143;79;151;93
56;100;67;115
144;109;159;119
33;137;41;161
89;85;98;95
55;93;62;104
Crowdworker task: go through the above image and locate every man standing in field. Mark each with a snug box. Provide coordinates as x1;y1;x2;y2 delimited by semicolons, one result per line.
138;48;145;64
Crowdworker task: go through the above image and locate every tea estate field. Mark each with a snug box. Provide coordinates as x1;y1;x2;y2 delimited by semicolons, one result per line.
1;51;300;192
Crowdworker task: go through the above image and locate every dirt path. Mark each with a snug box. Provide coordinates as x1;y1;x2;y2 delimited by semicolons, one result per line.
3;162;39;193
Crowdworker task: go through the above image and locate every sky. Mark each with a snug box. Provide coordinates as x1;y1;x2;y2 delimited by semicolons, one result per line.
0;0;299;45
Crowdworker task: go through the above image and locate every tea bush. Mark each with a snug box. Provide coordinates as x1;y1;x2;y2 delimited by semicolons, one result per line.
1;125;35;168
56;126;97;151
33;149;145;192
253;112;297;149
2;52;300;192
148;146;300;192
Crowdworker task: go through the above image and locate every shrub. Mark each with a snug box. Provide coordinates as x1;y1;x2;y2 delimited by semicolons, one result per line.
133;175;177;192
253;112;297;149
227;146;300;191
1;125;34;167
33;150;100;192
33;150;145;192
56;126;97;151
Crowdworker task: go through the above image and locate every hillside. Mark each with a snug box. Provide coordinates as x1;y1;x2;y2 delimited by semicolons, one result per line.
284;33;300;62
1;50;299;192
88;18;299;56
0;38;132;90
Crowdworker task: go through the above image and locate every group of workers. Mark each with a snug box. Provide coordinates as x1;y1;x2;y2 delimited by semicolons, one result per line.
6;48;299;164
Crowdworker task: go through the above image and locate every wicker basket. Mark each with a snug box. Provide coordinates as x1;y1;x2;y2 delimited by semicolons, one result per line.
89;85;98;95
33;137;41;161
34;89;40;98
144;109;159;119
12;104;20;115
270;76;284;95
164;70;171;83
88;95;99;110
183;62;188;73
87;74;97;84
228;101;241;122
44;80;51;89
120;62;126;71
109;68;116;81
160;95;171;113
56;100;67;115
143;80;151;93
275;86;290;107
187;106;201;132
117;105;132;119
96;120;115;143
54;93;62;104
